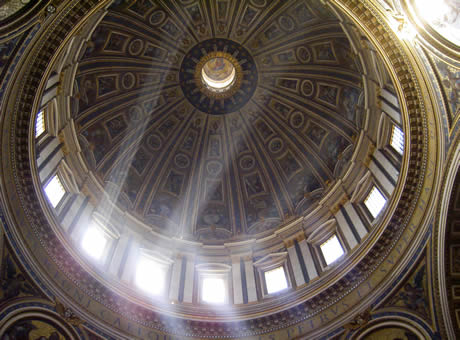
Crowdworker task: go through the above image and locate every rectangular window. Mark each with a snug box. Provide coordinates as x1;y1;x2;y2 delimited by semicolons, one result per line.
364;186;387;219
202;277;226;304
390;124;404;155
44;175;65;208
264;266;288;294
81;224;108;261
320;235;344;265
135;256;167;296
35;110;45;137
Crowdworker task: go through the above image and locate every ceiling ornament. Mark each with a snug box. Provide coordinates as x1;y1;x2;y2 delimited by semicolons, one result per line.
180;38;258;114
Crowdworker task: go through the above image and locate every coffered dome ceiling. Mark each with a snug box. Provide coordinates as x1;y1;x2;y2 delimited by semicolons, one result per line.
1;0;448;338
73;0;364;242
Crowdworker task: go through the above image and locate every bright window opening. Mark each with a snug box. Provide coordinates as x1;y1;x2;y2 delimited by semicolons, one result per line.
364;186;387;219
44;175;65;208
390;124;404;155
202;57;236;90
320;235;344;265
264;266;288;294
81;225;108;261
135;256;167;296
35;110;45;137
414;0;460;46
202;277;226;304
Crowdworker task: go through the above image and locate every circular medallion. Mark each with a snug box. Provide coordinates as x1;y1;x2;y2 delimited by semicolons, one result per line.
279;16;295;31
301;79;314;97
149;10;165;26
128;39;143;56
290;111;305;128
175;153;190;168
297;46;311;63
121;72;135;89
147;134;162;151
239;155;256;170
180;38;258;115
269;138;284;154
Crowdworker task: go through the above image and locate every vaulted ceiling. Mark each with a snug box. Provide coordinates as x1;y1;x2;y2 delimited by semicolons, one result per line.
73;0;363;242
1;0;456;338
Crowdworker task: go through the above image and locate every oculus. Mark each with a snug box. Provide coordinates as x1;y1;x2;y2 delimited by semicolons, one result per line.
180;38;258;115
201;56;236;91
195;51;242;97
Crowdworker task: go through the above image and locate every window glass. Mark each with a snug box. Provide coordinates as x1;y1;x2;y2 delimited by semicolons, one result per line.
364;186;387;218
390;124;404;155
264;266;288;294
202;277;226;304
44;175;65;208
320;235;344;265
35;110;45;137
135;256;167;296
81;225;108;261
